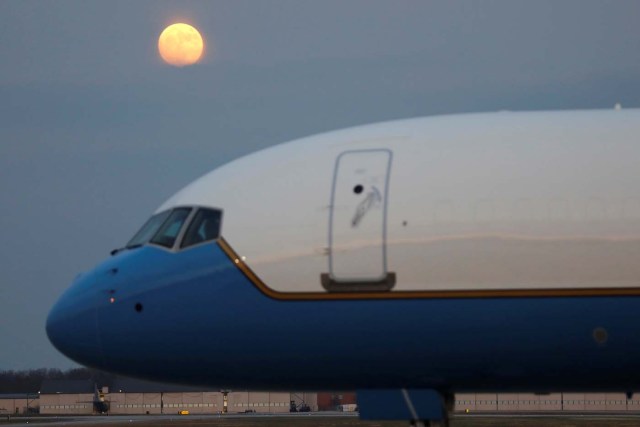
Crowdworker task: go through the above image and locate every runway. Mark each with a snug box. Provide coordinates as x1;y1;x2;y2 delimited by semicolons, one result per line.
0;412;640;427
4;412;640;427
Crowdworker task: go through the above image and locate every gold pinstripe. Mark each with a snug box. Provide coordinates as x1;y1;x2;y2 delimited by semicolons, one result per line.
217;237;640;301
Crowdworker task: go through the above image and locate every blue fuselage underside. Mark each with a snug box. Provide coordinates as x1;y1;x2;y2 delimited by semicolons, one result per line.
47;241;640;392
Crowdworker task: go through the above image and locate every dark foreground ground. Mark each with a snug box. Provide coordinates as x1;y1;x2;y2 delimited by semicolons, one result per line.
4;413;640;426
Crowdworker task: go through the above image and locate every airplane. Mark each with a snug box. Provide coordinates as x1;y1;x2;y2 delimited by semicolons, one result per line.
47;108;640;426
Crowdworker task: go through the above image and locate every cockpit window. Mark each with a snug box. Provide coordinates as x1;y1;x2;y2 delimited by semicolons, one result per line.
126;210;172;248
149;207;192;248
181;209;223;248
124;206;222;252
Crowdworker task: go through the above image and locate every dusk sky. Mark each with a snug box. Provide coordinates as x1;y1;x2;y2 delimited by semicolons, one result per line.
1;1;640;370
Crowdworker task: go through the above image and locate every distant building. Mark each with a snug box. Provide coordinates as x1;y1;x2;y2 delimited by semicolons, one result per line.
290;392;318;412
109;377;220;414
35;379;640;416
38;377;316;415
40;380;95;414
317;392;357;411
0;393;39;415
454;393;640;412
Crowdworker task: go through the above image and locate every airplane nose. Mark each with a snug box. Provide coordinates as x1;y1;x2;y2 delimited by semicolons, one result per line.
46;278;104;368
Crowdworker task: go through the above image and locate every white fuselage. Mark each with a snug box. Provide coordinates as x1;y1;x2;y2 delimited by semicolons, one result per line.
160;109;640;298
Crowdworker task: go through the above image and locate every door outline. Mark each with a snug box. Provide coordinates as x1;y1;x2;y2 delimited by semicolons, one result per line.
321;148;396;292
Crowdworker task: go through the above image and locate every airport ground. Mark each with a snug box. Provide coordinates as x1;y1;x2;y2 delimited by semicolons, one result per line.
4;413;640;427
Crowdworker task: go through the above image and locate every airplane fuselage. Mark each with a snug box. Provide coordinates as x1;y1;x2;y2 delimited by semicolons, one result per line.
47;109;640;396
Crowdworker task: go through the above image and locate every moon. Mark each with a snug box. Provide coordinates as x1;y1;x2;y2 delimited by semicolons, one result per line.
158;23;204;67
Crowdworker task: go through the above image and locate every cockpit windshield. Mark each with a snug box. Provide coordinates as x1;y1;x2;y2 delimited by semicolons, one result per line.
126;210;172;248
124;206;222;252
150;208;192;248
181;208;223;248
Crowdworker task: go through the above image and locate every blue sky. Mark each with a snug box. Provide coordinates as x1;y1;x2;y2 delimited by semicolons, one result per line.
1;0;639;369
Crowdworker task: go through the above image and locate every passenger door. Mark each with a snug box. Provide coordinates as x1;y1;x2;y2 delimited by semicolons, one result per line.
322;149;395;291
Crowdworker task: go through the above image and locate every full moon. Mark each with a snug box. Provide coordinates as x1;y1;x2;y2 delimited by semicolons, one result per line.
158;23;204;67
